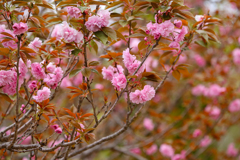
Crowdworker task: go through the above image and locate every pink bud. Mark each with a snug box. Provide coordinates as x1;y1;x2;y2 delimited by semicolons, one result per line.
55;127;62;134
146;30;150;34
52;124;59;130
174;20;182;28
144;37;148;41
192;129;202;138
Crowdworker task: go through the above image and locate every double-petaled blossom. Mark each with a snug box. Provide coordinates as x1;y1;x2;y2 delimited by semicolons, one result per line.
0;25;18;49
146;20;174;39
143;118;154;131
111;73;127;91
12;22;28;35
122;48;144;75
203;84;226;98
31;62;46;80
160;144;175;158
85;10;110;32
44;67;63;89
28;80;38;92
191;84;206;96
33;87;51;102
66;6;82;18
228;99;240;113
226;143;238;157
174;20;182;28
200;136;212;147
175;26;188;43
28;37;42;56
51;21;83;43
102;65;124;81
130;85;155;104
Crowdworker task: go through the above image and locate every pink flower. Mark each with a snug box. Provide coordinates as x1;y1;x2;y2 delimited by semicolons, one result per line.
0;70;15;87
66;6;82;18
172;150;186;160
52;124;59;130
143;118;154;131
200;136;212;147
174;20;182;28
142;85;155;101
226;143;238;157
229;99;240;113
19;59;28;80
130;148;141;155
130;90;145;104
0;25;17;49
205;105;221;119
31;62;46;80
44;67;63;89
203;84;226;98
55;127;62;134
33;87;51;102
195;15;204;22
194;54;206;67
130;85;155;104
146;144;158;155
28;37;42;56
232;48;240;66
111;74;127;91
191;84;206;96
159;20;175;37
52;22;83;43
85;10;110;32
12;22;28;35
122;48;144;75
169;41;180;49
102;65;124;81
175;26;188;42
160;144;175;158
28;80;38;92
192;129;202;138
146;21;174;39
95;84;104;90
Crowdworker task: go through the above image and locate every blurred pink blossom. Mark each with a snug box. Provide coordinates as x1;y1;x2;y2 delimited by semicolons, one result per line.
229;99;240;113
143;118;154;131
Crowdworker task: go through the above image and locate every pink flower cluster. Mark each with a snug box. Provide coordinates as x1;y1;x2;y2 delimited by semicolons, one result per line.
28;80;38;92
85;10;110;32
12;22;28;35
0;59;28;95
232;48;240;66
228;99;240;113
52;124;62;134
226;143;238;157
191;84;226;98
143;118;154;131
33;87;51;102
122;48;144;75
28;37;42;56
52;21;83;43
130;85;155;104
205;105;221;119
66;6;82;18
0;24;18;49
169;26;188;49
146;20;175;39
102;65;126;91
31;61;63;89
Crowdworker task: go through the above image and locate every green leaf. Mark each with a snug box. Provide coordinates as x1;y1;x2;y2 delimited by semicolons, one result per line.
119;20;128;27
94;31;108;45
89;61;100;66
81;67;91;78
89;40;98;55
71;49;81;56
102;27;117;41
79;6;88;12
69;69;82;78
91;69;100;75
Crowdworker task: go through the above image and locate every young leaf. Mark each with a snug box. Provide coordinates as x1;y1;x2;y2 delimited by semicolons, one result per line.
94;31;108;45
102;27;117;41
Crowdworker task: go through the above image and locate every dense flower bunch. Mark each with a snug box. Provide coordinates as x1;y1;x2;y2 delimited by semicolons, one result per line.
1;0;239;159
